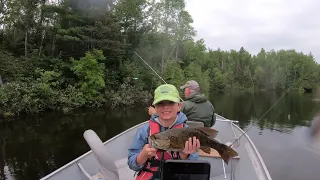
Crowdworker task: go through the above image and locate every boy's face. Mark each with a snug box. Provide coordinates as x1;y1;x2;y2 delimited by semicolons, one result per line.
154;100;181;121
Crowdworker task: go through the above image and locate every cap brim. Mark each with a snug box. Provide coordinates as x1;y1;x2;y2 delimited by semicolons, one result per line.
180;85;186;89
152;95;180;105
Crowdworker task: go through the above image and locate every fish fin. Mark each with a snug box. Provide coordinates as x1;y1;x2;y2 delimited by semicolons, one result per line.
217;144;239;165
196;127;219;138
199;146;211;154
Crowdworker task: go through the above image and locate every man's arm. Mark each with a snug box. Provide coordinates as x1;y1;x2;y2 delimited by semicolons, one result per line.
148;106;156;116
180;101;188;113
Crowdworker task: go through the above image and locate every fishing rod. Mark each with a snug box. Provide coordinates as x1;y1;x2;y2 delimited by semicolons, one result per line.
133;51;291;145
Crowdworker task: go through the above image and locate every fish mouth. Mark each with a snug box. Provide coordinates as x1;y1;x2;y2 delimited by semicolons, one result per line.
148;136;154;147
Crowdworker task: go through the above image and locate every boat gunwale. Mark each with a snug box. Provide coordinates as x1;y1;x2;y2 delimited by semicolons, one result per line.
39;114;271;180
231;122;272;180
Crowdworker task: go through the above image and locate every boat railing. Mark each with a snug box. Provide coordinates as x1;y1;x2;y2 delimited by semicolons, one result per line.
229;121;240;147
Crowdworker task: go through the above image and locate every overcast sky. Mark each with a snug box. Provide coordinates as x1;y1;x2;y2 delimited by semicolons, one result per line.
185;0;320;63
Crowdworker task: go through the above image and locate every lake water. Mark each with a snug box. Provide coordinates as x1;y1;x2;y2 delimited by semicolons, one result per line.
1;91;320;180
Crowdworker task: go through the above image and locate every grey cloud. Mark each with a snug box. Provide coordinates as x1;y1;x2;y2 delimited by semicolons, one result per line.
187;0;320;63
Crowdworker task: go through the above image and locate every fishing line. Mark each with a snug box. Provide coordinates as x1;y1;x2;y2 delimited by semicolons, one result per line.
134;52;168;84
134;51;184;102
229;87;291;147
133;51;292;146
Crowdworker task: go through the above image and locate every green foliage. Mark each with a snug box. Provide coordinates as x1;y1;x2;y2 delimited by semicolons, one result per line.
71;49;106;105
210;68;228;92
184;62;210;96
0;0;319;118
108;81;152;108
162;60;185;88
56;85;86;113
0;70;86;116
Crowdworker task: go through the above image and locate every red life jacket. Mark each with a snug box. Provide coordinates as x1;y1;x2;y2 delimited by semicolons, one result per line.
135;120;184;180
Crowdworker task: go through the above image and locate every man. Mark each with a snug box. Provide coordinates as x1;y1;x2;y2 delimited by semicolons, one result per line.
148;80;216;127
179;80;216;127
128;84;200;180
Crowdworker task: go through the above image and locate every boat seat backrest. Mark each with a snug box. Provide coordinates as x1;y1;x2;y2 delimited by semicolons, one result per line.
186;121;204;127
83;129;120;180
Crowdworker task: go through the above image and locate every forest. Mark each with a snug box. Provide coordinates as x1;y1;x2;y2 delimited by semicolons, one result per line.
0;0;319;117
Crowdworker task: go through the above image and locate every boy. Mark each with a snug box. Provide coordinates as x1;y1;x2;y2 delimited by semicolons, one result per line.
128;84;201;180
148;80;216;127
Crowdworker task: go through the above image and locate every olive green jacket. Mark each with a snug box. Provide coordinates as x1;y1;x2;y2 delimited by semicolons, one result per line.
180;92;216;127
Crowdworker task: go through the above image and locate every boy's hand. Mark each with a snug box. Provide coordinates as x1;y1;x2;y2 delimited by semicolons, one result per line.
179;137;200;159
136;144;157;166
142;144;157;158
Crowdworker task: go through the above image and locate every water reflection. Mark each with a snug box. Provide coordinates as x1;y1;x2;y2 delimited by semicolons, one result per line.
0;92;319;180
0;108;149;180
210;91;320;133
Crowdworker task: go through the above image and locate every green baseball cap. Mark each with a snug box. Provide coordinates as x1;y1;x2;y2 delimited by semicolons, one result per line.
152;84;181;105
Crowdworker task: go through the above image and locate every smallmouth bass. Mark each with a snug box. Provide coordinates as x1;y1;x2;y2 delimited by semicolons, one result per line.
148;127;238;164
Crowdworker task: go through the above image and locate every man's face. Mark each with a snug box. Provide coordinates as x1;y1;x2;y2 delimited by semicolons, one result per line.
154;100;181;121
184;87;192;98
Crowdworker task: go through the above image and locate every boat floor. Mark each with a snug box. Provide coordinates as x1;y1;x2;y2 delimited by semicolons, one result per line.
93;170;233;180
92;147;239;180
92;158;234;180
92;158;133;180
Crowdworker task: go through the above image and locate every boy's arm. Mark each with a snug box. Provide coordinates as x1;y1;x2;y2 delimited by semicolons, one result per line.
179;151;199;160
127;126;149;171
187;152;199;160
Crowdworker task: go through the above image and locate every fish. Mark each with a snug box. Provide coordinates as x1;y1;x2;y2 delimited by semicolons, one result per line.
148;127;238;164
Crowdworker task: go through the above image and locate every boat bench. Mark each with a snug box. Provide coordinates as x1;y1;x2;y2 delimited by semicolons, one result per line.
92;158;134;180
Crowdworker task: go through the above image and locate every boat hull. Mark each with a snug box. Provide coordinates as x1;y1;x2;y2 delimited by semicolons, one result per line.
40;115;272;180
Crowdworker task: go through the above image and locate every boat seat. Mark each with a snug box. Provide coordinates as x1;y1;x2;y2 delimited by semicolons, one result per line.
92;158;135;180
186;121;205;127
92;172;104;180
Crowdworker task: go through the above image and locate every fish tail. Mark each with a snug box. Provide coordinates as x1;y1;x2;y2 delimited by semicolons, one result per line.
216;144;238;165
